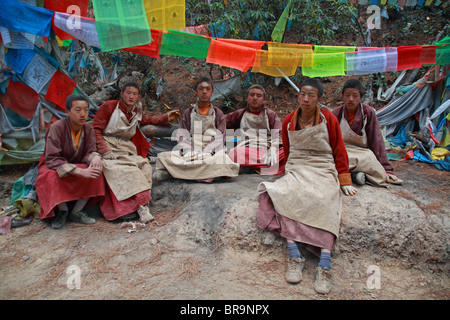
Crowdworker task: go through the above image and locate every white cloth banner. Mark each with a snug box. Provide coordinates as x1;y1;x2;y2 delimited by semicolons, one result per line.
346;48;387;75
22;53;57;93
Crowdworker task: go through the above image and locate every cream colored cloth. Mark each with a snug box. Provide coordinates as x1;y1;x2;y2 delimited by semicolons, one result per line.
258;113;342;237
102;102;152;201
236;110;272;150
340;106;388;187
156;106;239;180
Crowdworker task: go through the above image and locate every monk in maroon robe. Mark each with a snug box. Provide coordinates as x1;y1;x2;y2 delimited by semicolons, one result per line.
36;95;105;229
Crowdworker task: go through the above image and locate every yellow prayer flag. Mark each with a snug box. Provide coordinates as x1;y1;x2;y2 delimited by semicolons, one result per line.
252;50;298;77
144;0;185;32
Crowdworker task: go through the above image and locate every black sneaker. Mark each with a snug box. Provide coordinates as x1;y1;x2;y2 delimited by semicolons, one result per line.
51;210;68;229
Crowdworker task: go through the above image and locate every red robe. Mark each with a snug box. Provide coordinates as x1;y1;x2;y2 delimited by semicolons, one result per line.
36;117;106;219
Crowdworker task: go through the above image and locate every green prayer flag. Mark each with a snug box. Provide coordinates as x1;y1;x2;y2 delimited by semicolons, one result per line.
92;0;152;52
271;0;292;43
302;52;347;77
435;37;450;66
159;30;211;59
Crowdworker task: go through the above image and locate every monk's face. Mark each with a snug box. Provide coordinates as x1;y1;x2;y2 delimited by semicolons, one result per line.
195;81;213;106
247;88;266;112
298;85;320;114
343;88;361;112
67;100;89;130
121;86;140;109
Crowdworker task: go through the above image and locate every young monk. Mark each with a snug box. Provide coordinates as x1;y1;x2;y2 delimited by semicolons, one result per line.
36;95;105;229
332;79;402;186
92;81;180;222
226;84;285;175
155;76;239;182
257;78;357;294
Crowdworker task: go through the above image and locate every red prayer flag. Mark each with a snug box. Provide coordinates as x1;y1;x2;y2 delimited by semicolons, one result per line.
420;45;436;65
216;38;266;50
44;70;77;110
397;46;423;71
206;39;257;72
0;79;40;119
120;29;163;59
45;0;90;41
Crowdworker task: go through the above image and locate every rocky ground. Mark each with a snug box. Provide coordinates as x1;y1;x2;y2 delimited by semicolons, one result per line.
0;158;448;302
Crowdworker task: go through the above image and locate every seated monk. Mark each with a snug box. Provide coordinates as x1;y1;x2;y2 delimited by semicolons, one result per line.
332;79;403;186
36;95;105;229
92;81;180;222
155;76;239;182
226;84;285;175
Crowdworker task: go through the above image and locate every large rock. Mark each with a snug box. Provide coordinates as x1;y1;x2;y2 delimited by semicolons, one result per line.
151;173;449;271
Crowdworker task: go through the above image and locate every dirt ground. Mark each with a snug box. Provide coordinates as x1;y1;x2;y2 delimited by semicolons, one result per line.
0;158;448;302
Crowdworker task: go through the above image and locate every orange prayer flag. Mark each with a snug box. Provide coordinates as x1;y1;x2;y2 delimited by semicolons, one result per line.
206;38;257;72
215;38;266;50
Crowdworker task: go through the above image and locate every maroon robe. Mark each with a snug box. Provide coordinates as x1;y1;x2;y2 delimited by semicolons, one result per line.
36;117;106;219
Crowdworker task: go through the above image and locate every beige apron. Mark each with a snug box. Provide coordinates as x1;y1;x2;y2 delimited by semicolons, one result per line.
340;105;388;187
237;110;272;150
102;102;153;201
156;105;239;180
257;113;342;237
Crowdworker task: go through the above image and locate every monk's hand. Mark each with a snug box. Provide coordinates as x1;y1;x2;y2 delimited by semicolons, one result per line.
341;185;357;196
262;147;278;166
90;155;103;171
73;167;102;179
168;109;181;122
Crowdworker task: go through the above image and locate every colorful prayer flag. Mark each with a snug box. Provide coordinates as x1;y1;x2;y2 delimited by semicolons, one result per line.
144;0;186;32
160;30;210;59
92;0;152;52
206;38;257;72
0;79;40;119
44;71;77;110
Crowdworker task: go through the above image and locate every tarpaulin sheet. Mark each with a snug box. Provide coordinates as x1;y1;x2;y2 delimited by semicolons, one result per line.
45;0;90;41
160;30;210;59
92;0;152;51
144;0;186;32
0;0;53;37
206;38;257;72
376;83;434;126
44;70;77;110
121;29;163;59
53;12;101;48
397;46;423;70
0;79;40;119
4;49;36;74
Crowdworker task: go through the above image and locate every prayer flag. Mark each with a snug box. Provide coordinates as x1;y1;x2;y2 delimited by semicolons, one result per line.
271;0;292;43
4;49;36;74
346;48;387;75
385;47;398;71
420;45;436;65
396;45;423;70
0;0;53;37
144;0;186;31
45;0;90;41
216;38;266;50
206;38;257;72
21;52;57;93
251;50;298;77
302;52;346;77
44;71;77;110
435;44;450;66
160;30;210;59
92;0;152;52
0;27;35;50
53;12;101;48
0;79;40;119
121;29;163;59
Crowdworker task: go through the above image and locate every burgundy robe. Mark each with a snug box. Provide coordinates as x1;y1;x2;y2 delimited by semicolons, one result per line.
36;117;106;219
